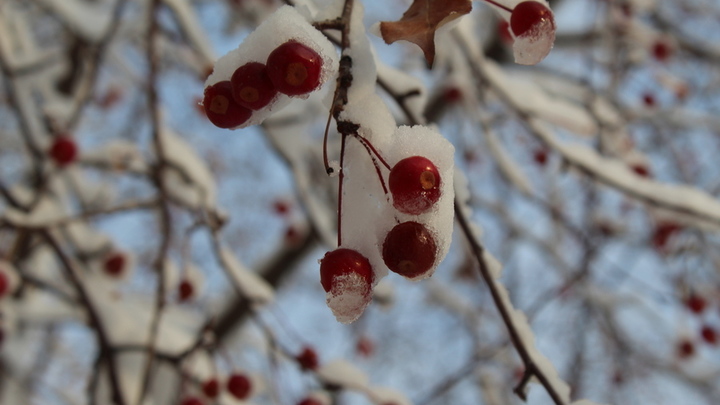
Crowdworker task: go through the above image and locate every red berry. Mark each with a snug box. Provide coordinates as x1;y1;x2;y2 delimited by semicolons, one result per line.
266;41;323;96
227;373;252;400
631;164;651;178
202;81;252;129
510;1;555;37
202;378;219;398
652;39;672;62
642;93;656;107
676;339;695;359
297;398;323;405
180;397;204;405
533;148;548;166
356;336;374;357
230;62;277;110
296;346;319;370
98;86;123;109
701;325;717;345
103;252;126;277
442;87;462;103
49;136;78;166
389;156;441;215
285;225;301;245
319;249;373;294
178;279;194;301
652;222;681;250
685;294;706;314
382;222;438;279
273;200;291;215
0;271;9;298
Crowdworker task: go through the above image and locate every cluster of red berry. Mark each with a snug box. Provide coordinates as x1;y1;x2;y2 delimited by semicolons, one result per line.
203;41;323;129
180;372;252;405
101;250;197;302
319;154;443;320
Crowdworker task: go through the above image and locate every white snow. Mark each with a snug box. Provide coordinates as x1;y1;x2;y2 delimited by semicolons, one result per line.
316;359;369;391
511;6;556;65
325;272;372;324
219;247;275;305
33;0;113;42
484;126;532;195
160;128;217;210
366;386;411;405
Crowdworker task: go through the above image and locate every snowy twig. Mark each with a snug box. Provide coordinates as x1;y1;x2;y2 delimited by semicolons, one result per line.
454;201;569;405
40;229;127;405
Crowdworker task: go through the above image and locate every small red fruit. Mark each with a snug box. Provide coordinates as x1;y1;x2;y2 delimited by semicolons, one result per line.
178;279;194;302
382;222;438;279
356;336;374;357
202;378;219;398
0;270;9;298
630;164;650;178
180;397;204;405
266;41;323;96
533;148;548;166
442;87;462;103
389;156;441;215
297;398;323;405
296;346;319;370
202;81;252;129
652;221;681;250
227;373;252;400
103;252;126;277
319;249;373;294
685;293;706;314
510;1;555;37
701;325;717;345
642;93;656;107
231;62;277;110
652;39;672;62
273;199;291;215
676;339;695;359
49;136;78;166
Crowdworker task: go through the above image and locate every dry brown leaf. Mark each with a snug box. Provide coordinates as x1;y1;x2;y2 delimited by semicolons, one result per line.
379;0;472;66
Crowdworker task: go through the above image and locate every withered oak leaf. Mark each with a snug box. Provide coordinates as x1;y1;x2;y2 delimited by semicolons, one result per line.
379;0;472;66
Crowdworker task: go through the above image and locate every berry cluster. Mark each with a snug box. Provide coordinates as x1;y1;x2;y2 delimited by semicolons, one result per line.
320;126;454;323
203;41;323;129
383;156;442;278
179;372;253;405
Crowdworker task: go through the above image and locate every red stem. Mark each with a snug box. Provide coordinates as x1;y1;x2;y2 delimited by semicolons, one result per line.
355;136;389;195
483;0;513;13
355;134;391;170
337;133;348;247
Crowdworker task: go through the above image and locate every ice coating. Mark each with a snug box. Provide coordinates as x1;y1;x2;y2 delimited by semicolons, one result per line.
383;125;455;281
203;5;339;129
322;1;455;322
325;272;372;324
512;10;556;65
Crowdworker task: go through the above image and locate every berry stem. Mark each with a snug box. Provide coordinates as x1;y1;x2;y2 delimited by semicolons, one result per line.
482;0;512;13
355;136;389;195
322;91;341;175
337;132;348;247
355;134;391;170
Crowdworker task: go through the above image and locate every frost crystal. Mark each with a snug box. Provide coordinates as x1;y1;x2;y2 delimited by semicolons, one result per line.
325;272;372;324
512;14;556;65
